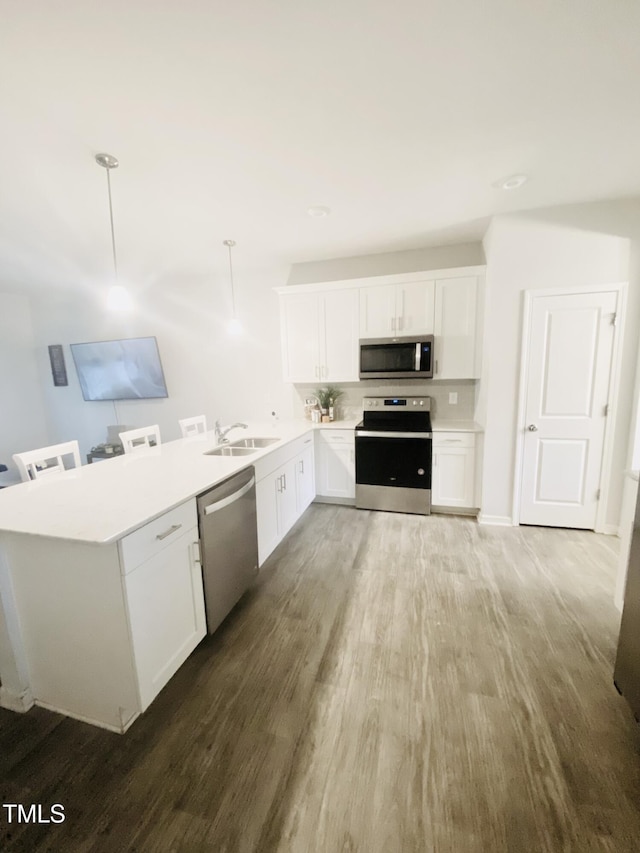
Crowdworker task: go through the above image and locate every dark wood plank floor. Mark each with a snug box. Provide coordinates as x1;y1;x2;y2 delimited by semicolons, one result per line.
1;506;640;852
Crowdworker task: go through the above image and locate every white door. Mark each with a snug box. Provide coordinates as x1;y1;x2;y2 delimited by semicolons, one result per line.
519;290;618;528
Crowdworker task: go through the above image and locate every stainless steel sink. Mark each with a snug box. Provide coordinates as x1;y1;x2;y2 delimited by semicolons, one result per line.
204;446;257;457
229;437;280;448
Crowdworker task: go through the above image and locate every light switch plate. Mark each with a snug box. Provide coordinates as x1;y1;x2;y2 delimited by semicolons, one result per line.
449;392;458;405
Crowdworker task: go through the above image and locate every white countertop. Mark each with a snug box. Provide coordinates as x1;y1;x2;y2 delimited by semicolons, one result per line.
0;420;326;545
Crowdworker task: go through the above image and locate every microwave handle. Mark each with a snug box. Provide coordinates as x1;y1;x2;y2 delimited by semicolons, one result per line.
415;343;420;371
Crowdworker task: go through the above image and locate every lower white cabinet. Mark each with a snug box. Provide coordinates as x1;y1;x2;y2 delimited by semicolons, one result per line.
256;433;315;566
3;499;205;732
315;430;355;500
431;432;476;510
123;520;205;712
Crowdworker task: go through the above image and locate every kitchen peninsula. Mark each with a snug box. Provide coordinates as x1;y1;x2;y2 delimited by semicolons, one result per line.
0;421;319;733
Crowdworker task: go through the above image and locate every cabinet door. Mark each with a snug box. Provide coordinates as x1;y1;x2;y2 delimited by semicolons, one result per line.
256;474;280;567
277;458;299;537
280;292;321;382
398;281;435;335
320;289;359;381
316;434;355;499
125;527;205;711
359;285;397;337
432;447;475;508
434;276;478;379
295;443;315;513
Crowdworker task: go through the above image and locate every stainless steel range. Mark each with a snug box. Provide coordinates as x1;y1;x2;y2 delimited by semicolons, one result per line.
355;396;432;515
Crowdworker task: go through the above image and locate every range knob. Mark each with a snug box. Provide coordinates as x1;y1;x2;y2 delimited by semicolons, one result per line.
419;400;424;406
413;400;417;406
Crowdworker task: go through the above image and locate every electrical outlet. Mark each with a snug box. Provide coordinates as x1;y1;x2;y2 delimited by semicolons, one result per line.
449;392;458;405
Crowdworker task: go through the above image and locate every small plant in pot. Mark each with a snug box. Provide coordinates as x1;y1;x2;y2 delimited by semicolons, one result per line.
314;386;344;422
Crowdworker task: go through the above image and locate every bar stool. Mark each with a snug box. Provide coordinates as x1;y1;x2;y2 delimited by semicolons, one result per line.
13;441;82;482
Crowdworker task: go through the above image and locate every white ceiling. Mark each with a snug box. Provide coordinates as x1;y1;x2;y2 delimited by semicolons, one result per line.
1;0;640;290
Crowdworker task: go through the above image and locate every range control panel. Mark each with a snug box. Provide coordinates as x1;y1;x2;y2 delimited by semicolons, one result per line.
362;396;431;411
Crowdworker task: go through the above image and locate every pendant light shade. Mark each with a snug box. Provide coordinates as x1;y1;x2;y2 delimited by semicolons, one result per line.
96;152;133;312
223;239;242;334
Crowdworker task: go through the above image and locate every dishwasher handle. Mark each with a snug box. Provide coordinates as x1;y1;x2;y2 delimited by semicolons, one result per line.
203;475;256;515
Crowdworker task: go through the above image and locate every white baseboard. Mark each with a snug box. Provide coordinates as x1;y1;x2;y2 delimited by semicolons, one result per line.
600;523;620;536
0;685;34;713
34;700;138;734
478;513;513;527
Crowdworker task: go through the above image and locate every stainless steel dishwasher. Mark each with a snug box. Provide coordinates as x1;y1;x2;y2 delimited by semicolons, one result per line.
196;466;259;634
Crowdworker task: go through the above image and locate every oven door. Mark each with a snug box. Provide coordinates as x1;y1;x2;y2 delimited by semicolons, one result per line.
355;431;432;515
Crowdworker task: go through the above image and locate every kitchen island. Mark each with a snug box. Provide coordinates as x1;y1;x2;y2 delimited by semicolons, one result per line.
0;421;318;732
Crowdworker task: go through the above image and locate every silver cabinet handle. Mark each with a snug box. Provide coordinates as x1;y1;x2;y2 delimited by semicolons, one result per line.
282;473;287;490
391;316;396;332
299;459;304;473
277;474;283;493
156;523;182;540
443;438;462;443
527;424;538;432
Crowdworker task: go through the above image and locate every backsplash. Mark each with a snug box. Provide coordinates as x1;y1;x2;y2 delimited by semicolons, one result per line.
292;379;477;422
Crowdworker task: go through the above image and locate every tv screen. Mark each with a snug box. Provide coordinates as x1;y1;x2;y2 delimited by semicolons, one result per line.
70;337;169;401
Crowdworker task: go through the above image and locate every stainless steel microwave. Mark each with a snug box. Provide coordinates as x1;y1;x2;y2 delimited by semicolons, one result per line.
359;336;434;380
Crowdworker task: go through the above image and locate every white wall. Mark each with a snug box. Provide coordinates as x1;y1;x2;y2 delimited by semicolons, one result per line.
287;242;485;285
480;200;640;528
0;292;49;482
15;266;293;464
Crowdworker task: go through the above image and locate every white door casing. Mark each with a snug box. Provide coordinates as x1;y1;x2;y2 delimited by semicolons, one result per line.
517;288;622;529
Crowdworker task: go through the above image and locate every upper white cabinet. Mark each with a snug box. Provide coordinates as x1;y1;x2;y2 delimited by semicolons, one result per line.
359;281;435;338
280;289;359;383
433;276;480;379
277;268;484;383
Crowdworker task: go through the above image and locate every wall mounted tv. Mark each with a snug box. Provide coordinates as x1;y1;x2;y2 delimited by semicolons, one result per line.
70;336;169;401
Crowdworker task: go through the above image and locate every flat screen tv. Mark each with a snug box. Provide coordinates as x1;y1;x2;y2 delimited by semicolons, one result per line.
70;336;169;401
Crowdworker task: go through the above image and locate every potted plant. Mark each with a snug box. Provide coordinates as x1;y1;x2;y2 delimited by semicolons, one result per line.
314;385;344;421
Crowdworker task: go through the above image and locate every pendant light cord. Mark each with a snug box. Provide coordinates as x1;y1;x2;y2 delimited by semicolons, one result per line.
105;167;119;281
225;240;236;317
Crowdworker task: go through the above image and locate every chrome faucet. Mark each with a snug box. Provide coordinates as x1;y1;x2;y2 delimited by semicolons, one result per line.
215;420;248;444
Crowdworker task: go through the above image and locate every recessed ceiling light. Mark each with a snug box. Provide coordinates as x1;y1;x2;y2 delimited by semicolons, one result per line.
493;174;529;190
307;205;331;217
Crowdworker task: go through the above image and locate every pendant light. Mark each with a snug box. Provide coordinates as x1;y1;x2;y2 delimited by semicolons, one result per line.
223;239;242;334
95;152;133;311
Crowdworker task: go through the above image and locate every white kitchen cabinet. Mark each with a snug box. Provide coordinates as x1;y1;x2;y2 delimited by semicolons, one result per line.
359;281;435;337
255;433;316;565
315;430;355;500
432;432;476;510
433;276;479;379
296;444;316;513
3;499;205;732
123;519;205;712
280;288;359;382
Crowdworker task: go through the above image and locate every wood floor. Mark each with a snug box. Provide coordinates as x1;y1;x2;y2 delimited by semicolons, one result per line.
1;506;640;852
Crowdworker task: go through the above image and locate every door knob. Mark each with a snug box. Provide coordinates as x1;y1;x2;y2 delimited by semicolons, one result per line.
527;424;538;432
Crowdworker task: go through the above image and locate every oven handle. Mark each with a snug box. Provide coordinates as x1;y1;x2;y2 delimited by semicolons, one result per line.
356;430;433;439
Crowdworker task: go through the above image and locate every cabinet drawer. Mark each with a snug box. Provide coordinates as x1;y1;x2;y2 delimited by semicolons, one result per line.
432;432;475;449
119;500;198;573
317;429;355;447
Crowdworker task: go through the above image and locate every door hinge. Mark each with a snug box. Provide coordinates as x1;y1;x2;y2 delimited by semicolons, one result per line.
604;404;609;416
596;489;601;501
